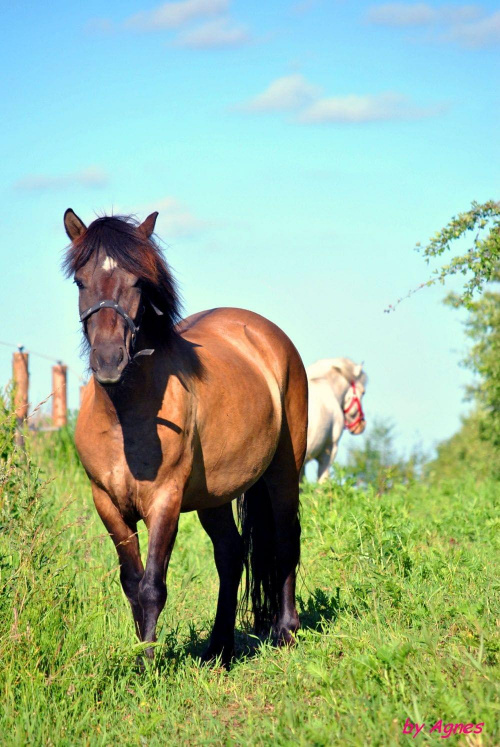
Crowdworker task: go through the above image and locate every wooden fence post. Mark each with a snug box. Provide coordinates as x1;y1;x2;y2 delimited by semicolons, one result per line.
12;349;29;446
52;363;67;428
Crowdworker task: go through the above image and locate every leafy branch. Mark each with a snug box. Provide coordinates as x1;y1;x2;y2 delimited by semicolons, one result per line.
385;200;500;312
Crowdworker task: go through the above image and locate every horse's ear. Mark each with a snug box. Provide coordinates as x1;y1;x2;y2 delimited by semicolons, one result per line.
353;364;363;379
138;212;159;238
64;209;86;241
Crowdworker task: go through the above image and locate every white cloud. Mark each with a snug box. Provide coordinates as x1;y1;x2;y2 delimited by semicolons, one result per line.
440;5;483;24
175;17;250;47
291;0;321;14
85;18;116;34
14;167;108;191
299;92;446;123
240;74;321;112
367;3;498;48
367;3;483;27
447;9;500;47
138;197;209;238
236;74;446;124
367;2;437;26
124;0;229;31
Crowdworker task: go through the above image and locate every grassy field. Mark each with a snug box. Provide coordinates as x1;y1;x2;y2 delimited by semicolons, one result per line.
0;426;498;746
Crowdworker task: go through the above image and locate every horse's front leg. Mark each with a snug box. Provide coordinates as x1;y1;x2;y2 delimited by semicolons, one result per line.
198;503;243;667
91;483;144;638
139;496;180;658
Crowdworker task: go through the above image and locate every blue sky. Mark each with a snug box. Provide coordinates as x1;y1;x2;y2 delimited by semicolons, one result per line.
1;0;498;462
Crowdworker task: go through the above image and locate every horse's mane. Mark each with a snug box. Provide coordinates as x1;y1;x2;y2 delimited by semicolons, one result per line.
307;357;367;385
63;215;182;332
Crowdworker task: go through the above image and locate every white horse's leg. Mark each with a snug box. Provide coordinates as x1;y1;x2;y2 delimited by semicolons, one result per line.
317;443;338;483
317;450;331;483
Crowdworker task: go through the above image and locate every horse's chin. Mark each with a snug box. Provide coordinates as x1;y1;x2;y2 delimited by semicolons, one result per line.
351;421;366;436
95;374;123;386
92;356;132;387
93;368;127;386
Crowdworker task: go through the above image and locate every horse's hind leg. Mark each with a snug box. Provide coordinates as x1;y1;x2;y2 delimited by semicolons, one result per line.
263;467;301;644
262;385;306;644
198;503;244;667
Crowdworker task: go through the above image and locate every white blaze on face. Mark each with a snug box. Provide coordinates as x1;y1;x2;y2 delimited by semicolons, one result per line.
102;255;117;272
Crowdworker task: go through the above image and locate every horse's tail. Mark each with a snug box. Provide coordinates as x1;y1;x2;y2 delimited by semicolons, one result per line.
237;478;279;634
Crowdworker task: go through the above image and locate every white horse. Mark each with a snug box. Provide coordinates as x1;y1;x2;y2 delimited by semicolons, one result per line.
305;358;367;483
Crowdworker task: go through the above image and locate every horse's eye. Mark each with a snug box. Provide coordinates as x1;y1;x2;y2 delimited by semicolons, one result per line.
74;278;84;290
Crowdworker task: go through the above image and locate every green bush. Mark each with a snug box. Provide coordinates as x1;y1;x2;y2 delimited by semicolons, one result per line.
426;410;500;482
343;419;425;493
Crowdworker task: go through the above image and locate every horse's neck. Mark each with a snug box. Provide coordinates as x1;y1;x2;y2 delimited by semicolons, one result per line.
90;333;193;422
330;375;351;406
91;345;167;422
91;371;155;422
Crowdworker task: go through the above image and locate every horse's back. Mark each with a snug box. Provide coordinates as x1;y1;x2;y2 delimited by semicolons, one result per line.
180;307;305;397
180;306;298;367
178;308;308;503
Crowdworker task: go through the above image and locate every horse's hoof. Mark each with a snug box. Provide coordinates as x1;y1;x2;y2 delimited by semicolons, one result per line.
273;622;299;647
134;655;148;673
201;644;234;669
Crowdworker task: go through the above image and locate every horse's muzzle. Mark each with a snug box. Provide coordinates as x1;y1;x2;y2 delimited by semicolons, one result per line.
350;419;366;436
91;343;129;385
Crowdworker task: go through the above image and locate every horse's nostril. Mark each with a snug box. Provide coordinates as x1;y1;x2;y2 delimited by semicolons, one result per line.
118;347;124;365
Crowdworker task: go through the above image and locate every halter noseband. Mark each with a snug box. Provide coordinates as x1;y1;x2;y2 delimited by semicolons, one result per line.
80;299;157;359
343;381;365;431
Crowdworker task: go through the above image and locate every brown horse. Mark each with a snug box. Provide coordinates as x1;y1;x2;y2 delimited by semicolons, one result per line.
63;209;308;665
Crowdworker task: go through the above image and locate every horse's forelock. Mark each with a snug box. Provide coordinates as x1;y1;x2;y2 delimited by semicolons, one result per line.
64;216;155;277
63;214;182;328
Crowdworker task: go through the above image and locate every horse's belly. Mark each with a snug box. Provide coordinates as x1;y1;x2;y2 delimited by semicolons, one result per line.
181;387;280;510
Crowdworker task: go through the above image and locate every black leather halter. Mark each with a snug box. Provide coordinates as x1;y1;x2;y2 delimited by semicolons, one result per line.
80;299;158;359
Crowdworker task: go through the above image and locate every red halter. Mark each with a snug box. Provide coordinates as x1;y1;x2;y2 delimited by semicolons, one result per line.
343;381;365;431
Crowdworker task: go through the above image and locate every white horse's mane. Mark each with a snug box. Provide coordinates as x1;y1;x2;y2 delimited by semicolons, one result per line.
307;357;367;385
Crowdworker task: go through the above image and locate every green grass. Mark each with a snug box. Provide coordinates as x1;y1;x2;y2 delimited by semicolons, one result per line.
0;430;498;745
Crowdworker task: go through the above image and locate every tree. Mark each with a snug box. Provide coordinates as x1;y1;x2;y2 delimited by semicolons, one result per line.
344;419;423;493
418;200;500;306
447;286;500;449
417;200;500;453
385;200;500;312
426;411;499;482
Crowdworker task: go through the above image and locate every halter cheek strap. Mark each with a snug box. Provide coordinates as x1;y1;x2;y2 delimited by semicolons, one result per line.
343;382;365;431
79;299;160;359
